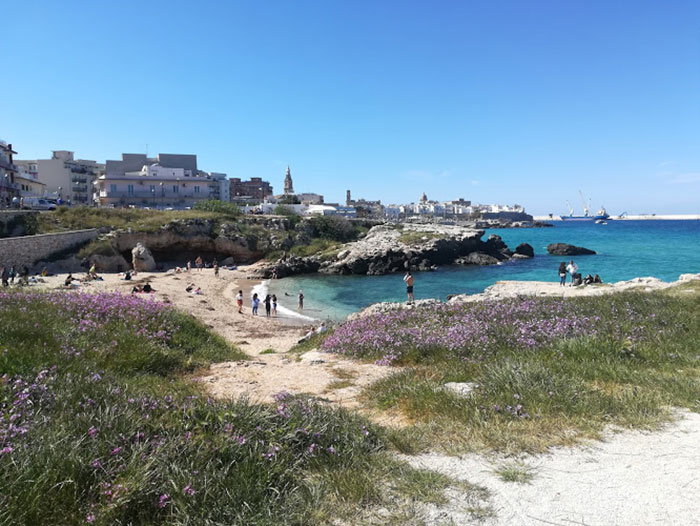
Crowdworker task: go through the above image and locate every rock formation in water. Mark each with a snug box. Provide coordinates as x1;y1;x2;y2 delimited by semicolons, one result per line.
547;243;596;256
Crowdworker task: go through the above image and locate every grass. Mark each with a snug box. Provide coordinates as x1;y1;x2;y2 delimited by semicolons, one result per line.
494;462;535;483
325;380;355;391
398;231;444;245
0;290;476;525
36;206;235;234
260;348;277;354
352;288;700;454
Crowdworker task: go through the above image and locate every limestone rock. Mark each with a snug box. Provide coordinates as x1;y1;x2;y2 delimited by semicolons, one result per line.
443;382;478;397
132;243;156;271
547;243;597;256
514;243;535;258
455;252;500;266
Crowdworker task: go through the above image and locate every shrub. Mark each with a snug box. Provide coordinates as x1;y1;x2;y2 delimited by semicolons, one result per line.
309;216;357;242
192;200;240;215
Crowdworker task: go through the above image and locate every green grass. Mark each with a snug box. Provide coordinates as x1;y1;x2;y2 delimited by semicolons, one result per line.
37;206;234;234
398;231;444;245
494;462;535;483
260;348;277;354
365;289;700;454
325;379;354;391
0;291;472;525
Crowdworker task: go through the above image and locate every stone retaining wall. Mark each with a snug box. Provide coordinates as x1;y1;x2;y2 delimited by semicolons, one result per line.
0;229;98;267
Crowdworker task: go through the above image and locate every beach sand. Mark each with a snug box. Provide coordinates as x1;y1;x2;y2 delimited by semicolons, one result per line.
31;263;394;408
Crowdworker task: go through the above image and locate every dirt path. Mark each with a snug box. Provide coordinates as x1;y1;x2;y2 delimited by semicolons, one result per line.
37;264;394;408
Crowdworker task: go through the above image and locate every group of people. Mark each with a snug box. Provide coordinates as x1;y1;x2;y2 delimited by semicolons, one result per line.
1;265;30;287
247;292;278;317
558;260;602;287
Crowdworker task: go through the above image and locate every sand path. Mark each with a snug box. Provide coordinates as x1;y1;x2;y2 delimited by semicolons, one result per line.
34;264;393;408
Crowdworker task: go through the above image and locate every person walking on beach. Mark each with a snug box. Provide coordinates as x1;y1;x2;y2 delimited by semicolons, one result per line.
195;256;203;272
403;271;415;304
558;262;567;286
264;294;272;317
298;290;304;310
566;260;578;286
272;294;277;316
236;290;244;313
251;293;260;315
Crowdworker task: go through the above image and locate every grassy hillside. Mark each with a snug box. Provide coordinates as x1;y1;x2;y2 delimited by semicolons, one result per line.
0;291;463;525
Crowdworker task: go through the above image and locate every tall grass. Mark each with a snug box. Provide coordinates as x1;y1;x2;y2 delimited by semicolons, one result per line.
350;291;700;453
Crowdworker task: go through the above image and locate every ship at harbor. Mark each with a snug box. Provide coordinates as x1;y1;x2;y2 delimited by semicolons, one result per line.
560;191;611;221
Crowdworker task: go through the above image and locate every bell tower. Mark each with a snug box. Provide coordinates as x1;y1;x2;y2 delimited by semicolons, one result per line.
284;166;294;195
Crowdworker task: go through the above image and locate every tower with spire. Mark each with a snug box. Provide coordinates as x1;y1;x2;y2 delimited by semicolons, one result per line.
284;166;294;195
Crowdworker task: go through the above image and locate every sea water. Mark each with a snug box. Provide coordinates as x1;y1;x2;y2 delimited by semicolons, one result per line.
269;220;700;320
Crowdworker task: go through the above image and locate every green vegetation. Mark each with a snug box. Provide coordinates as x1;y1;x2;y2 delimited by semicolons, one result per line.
192;199;241;215
0;291;476;525
398;231;444;245
494;462;535;483
308;215;363;242
352;290;700;454
36;206;231;234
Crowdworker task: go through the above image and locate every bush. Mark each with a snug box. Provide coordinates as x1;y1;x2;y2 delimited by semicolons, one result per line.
192;200;240;216
309;216;357;242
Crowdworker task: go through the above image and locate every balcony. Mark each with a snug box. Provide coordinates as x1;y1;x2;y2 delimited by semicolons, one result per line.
99;190;210;199
71;176;88;184
72;185;89;193
0;159;17;172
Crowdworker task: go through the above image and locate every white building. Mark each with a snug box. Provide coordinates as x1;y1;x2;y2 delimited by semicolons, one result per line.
208;172;229;202
15;165;47;198
0;141;19;206
14;150;104;205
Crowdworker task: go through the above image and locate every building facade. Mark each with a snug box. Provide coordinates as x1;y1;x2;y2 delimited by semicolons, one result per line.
14;150;104;205
96;153;216;209
229;177;273;203
283;166;294;195
0;141;19;206
208;172;229;202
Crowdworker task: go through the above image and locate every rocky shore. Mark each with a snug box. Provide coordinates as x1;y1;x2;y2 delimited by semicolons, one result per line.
254;223;534;278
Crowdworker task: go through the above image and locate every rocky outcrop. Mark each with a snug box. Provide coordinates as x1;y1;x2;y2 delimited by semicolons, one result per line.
347;298;443;321
547;243;596;256
249;255;321;279
455;252;500;266
87;254;130;273
514;243;535;258
108;217;295;264
132;243;156;271
319;224;485;275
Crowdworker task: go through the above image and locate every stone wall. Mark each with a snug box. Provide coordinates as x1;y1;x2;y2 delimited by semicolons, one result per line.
0;229;98;267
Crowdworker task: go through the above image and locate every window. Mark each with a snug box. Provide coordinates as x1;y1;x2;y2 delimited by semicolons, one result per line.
173;185;179;194
149;185;156;193
194;186;200;194
128;185;134;196
110;184;117;193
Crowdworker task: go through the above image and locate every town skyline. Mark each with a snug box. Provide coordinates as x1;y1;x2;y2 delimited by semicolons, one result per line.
5;1;700;215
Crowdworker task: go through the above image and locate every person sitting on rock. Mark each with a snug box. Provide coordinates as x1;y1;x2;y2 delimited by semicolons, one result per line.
583;274;594;285
298;326;317;344
594;274;603;283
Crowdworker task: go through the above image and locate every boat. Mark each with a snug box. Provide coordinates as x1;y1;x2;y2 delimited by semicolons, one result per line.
560;192;611;221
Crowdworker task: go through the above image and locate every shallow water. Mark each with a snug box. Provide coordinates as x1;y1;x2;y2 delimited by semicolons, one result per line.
269;220;700;320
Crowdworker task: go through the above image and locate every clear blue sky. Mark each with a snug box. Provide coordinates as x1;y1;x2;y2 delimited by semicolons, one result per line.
4;1;700;214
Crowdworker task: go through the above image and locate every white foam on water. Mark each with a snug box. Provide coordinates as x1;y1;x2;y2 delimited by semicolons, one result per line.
251;281;317;323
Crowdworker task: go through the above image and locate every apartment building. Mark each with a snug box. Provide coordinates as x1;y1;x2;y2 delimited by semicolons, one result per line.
96;153;218;209
14;150;104;204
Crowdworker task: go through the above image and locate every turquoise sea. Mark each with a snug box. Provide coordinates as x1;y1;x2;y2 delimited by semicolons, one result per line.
269;220;700;320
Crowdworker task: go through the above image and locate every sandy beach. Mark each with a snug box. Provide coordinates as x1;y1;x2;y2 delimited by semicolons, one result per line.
30;263;394;408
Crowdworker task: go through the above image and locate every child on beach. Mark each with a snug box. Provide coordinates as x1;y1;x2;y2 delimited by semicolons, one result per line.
214;263;219;278
252;293;260;316
272;294;277;316
298;290;304;310
236;290;243;313
264;294;271;317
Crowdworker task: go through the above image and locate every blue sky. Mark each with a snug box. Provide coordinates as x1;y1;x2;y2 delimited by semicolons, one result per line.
4;1;700;214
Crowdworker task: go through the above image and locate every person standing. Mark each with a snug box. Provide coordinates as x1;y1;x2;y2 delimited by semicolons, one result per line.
8;265;15;284
566;260;578;286
298;290;304;310
236;290;244;313
272;294;277;316
1;266;8;287
214;263;219;278
251;293;260;315
264;294;272;317
558;262;567;287
195;256;203;272
403;271;415;304
186;261;192;273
